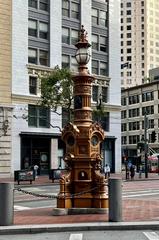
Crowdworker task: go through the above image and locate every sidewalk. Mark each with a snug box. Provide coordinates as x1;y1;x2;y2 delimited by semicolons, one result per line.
0;173;159;232
1;172;159;186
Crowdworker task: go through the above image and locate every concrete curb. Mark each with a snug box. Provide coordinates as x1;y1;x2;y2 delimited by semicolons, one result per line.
0;222;159;235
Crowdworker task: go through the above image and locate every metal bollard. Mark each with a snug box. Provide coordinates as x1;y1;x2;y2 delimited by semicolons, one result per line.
0;183;14;225
108;178;122;222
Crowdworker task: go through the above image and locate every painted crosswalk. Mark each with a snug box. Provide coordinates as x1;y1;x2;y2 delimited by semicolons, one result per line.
143;232;159;240
69;234;83;240
123;189;159;198
68;232;159;240
14;205;31;211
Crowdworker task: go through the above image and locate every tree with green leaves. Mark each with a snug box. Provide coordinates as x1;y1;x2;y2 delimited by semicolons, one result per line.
40;67;74;122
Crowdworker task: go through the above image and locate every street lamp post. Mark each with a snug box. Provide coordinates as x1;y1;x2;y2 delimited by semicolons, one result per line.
144;112;148;178
57;26;108;209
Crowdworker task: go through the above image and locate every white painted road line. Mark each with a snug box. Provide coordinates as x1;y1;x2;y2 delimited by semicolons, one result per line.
143;232;159;240
14;205;31;211
123;192;159;198
69;233;83;240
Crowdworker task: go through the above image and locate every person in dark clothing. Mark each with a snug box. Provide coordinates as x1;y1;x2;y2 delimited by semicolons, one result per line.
130;165;135;180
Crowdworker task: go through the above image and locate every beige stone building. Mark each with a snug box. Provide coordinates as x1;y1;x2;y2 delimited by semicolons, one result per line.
121;0;159;88
121;78;159;162
0;0;12;176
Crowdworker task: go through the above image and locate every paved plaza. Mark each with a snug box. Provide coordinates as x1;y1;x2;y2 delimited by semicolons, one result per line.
1;173;159;226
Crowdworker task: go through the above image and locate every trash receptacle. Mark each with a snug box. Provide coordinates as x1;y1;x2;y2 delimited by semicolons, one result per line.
0;183;14;225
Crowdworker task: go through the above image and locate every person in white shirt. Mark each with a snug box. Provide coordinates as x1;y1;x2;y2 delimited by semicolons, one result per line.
104;164;110;178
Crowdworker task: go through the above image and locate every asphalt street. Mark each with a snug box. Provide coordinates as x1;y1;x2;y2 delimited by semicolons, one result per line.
13;181;159;211
0;231;159;240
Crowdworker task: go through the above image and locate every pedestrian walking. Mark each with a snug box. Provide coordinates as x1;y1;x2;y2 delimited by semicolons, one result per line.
34;164;39;178
139;165;142;178
104;164;110;178
130;165;135;180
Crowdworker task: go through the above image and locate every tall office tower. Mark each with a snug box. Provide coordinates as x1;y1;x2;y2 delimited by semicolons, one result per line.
121;0;159;89
0;0;12;176
2;0;121;177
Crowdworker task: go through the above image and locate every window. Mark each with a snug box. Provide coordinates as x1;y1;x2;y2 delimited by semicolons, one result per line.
71;2;79;19
122;136;127;145
142;106;154;115
127;10;131;15
92;8;98;25
127;48;131;53
100;62;107;76
28;48;37;64
149;119;154;128
71;29;78;45
127;25;131;30
127;18;131;23
102;86;108;103
121;110;127;119
129;108;139;118
121;97;126;106
29;0;37;8
100;36;107;52
39;22;48;39
99;11;107;27
29;76;37;95
28;19;37;37
92;85;98;102
62;107;73;127
127;33;131;38
127;56;131;61
71;56;78;72
126;2;131;7
142;92;154;102
92;34;98;50
28;105;50;128
62;55;70;68
129;135;140;144
39;0;48;11
92;60;98;75
129;121;140;131
100;112;109;131
39;50;48;66
92;112;110;132
62;0;69;17
62;27;69;44
127;41;131;45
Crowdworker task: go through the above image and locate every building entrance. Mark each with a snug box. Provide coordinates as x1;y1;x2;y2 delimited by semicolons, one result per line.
21;136;51;175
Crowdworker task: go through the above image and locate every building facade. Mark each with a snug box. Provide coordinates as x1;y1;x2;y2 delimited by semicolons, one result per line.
0;0;12;176
1;0;121;176
121;78;159;164
121;0;159;88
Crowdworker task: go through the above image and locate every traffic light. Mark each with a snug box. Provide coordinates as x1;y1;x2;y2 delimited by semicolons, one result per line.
151;131;156;143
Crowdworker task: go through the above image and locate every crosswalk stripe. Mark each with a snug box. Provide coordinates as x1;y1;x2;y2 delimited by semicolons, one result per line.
123;189;159;194
123;192;159;198
143;232;159;240
69;234;83;240
14;205;31;211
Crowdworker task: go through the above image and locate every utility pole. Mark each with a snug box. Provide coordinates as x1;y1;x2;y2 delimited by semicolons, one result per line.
144;112;148;178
